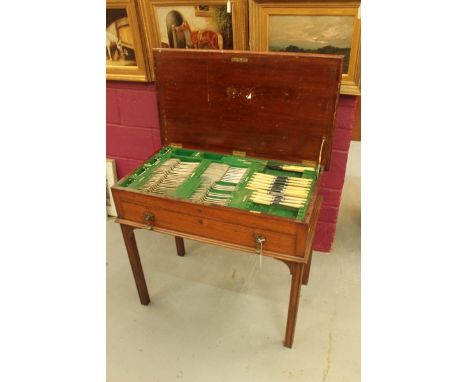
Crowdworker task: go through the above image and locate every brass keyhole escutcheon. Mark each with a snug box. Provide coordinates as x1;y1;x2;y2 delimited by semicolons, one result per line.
144;211;154;230
255;235;266;254
255;235;266;268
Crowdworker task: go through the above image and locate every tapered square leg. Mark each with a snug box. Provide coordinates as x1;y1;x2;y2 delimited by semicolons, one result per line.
301;196;322;285
302;252;313;285
284;262;303;348
175;236;185;256
120;225;150;305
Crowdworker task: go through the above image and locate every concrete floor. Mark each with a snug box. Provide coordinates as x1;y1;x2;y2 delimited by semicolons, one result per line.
107;142;360;382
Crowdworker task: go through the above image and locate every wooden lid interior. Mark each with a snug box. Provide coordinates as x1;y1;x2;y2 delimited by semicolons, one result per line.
154;49;342;169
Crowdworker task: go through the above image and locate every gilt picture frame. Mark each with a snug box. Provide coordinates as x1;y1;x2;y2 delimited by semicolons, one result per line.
107;0;150;81
140;0;249;80
249;0;361;95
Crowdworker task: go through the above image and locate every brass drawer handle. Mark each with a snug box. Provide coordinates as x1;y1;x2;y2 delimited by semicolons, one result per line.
144;211;154;230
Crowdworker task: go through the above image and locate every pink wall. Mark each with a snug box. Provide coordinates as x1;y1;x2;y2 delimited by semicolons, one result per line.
107;81;357;252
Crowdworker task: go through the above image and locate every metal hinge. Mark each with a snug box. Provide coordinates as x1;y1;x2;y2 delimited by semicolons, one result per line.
171;142;182;148
317;136;326;174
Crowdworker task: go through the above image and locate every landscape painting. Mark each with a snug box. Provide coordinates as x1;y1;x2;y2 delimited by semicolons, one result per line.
155;5;233;49
268;15;355;73
106;8;137;66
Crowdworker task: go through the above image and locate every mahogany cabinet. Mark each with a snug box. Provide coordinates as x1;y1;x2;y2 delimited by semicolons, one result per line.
112;49;342;348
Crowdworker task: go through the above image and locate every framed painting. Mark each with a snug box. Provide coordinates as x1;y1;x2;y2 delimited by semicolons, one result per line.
249;0;361;95
107;0;150;81
106;159;118;216
140;0;248;79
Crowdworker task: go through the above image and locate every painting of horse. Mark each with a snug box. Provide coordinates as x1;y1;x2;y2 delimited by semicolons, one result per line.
155;5;232;50
106;8;136;65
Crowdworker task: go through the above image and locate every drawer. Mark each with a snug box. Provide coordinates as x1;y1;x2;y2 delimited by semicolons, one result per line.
118;199;297;256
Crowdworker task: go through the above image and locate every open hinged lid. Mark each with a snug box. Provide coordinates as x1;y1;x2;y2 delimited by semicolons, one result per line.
153;49;342;170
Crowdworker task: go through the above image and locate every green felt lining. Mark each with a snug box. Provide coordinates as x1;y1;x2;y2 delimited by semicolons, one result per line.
120;146;317;221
